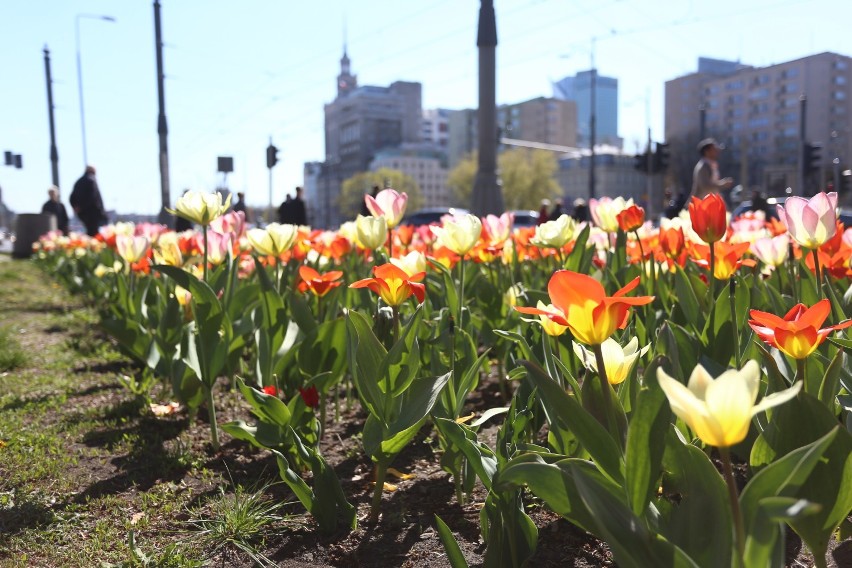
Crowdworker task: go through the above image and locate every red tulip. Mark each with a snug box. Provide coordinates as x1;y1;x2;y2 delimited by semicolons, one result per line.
689;194;727;244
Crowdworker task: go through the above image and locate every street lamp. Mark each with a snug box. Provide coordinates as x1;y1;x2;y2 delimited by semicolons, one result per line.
76;13;116;168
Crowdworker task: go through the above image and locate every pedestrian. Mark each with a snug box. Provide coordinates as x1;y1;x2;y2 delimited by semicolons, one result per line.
278;194;293;224
537;199;551;225
572;198;589;223
41;185;69;235
233;191;249;222
550;198;564;220
691;138;734;200
291;186;307;226
69;165;107;237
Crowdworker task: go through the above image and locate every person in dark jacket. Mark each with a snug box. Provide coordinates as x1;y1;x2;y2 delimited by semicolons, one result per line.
42;186;69;235
69;166;107;236
291;186;307;226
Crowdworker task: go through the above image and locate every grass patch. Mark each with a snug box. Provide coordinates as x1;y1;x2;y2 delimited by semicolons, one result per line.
0;326;28;371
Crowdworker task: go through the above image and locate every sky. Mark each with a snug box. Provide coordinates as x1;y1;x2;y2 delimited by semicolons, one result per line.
1;0;850;218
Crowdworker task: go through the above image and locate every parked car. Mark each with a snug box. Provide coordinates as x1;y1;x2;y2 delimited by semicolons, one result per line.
839;208;852;227
400;207;470;227
510;210;539;228
731;197;788;220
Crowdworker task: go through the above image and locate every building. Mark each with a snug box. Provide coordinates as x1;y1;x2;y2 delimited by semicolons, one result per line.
302;162;322;227
312;48;423;228
421;108;451;150
446;97;578;169
556;149;659;209
553;70;621;149
370;144;449;209
665;52;852;197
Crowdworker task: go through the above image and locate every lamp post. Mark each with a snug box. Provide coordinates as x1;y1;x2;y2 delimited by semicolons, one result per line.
76;13;116;168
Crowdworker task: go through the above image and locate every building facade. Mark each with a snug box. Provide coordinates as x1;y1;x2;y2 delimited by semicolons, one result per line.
311;49;423;227
665;52;852;197
370;144;449;209
557;151;659;209
421;108;451;150
553;70;621;149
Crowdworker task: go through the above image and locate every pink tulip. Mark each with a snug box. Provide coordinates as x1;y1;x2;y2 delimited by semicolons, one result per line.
750;234;789;267
115;235;150;264
482;212;514;246
366;188;408;229
204;230;233;265
777;192;837;249
211;210;246;238
842;227;852;249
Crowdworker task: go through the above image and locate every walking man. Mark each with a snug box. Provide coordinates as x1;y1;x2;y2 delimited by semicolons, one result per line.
69;166;107;236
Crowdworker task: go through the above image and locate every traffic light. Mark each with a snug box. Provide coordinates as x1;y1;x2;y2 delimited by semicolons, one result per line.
266;144;279;169
653;142;670;173
3;151;12;166
14;154;22;169
804;142;821;175
633;152;648;173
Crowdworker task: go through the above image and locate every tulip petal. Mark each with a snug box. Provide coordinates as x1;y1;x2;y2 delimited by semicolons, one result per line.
751;381;802;416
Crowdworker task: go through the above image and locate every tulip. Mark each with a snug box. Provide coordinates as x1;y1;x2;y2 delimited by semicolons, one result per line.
515;270;653;346
153;232;183;267
750;234;790;267
297;265;343;297
366;188;408;229
503;284;524;308
748;299;852;360
299;385;320;408
659;226;686;259
573;337;649;385
688;194;728;244
616;204;645;233
246;223;298;256
530;214;576;249
210;210;246;238
590;196;633;233
658;360;800;448
115;235;150;264
519;301;569;336
431;214;482;256
481;212;514;246
355;214;388;250
349;263;426;306
204;230;232;265
167;190;231;226
390;250;427;277
776;191;837;249
691;240;755;280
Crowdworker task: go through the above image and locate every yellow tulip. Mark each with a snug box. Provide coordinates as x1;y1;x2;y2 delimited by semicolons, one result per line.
573;337;649;385
115;235;150;264
390;250;427;277
246;223;298;256
153;232;183;267
431;213;482;255
656;360;801;448
355;214;388;250
167;190;231;226
530;214;576;249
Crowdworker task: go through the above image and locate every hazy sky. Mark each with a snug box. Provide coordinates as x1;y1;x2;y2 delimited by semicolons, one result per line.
1;0;849;217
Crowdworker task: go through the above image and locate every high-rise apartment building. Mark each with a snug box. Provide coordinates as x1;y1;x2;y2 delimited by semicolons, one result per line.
422;108;451;149
665;52;852;196
311;49;422;227
553;70;621;149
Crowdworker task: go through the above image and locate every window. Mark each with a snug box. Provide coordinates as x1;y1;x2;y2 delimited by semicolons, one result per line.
835;76;847;85
835;91;847;100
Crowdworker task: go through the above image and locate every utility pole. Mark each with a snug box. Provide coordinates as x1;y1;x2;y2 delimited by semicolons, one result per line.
154;0;171;225
645;129;653;218
699;104;706;140
43;46;60;192
471;0;503;216
798;95;806;196
588;38;597;200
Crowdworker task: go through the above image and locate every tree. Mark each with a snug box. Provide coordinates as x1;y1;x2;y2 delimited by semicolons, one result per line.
338;168;423;219
447;148;562;211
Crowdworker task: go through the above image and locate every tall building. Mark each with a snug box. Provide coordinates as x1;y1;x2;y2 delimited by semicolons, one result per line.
421;108;451;149
665;52;852;196
312;48;422;228
557;150;657;208
553;70;621;149
370;144;449;209
446;97;577;168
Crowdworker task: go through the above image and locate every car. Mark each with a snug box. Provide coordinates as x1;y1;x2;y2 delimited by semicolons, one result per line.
731;197;788;220
509;210;539;228
839;208;852;227
400;207;470;227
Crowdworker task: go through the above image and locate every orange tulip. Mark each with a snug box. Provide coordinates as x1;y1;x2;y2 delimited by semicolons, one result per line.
748;299;852;359
349;263;426;306
689;194;728;244
616;204;645;233
297;265;344;297
691;241;755;280
659;226;685;259
515;270;654;346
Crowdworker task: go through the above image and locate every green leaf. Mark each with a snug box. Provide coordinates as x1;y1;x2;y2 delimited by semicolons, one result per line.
235;377;291;426
388;372;452;437
818;349;846;406
520;360;625;484
345;309;388;417
297;318;348;381
434;515;469;568
673;265;700;326
625;357;670;517
571;461;701;568
434;418;498;490
154;265;221;310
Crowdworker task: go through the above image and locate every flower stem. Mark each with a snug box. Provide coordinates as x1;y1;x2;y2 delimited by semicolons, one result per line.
369;461;389;523
729;279;740;368
205;384;220;451
202;225;209;282
592;343;618;439
796;357;807;395
709;241;717;335
811;248;822;300
720;447;745;567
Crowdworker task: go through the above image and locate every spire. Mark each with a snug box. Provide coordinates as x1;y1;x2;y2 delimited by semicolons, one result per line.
336;20;356;97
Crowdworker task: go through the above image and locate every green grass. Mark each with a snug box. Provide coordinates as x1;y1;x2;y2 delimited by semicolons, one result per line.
0;326;28;371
